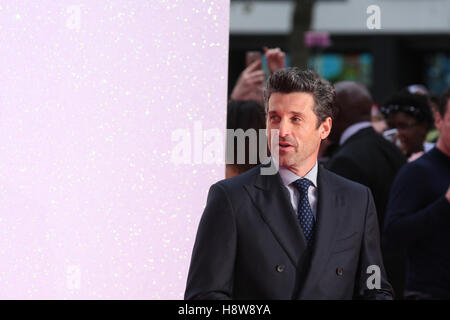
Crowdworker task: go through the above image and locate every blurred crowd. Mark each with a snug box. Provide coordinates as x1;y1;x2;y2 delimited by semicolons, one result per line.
226;48;450;300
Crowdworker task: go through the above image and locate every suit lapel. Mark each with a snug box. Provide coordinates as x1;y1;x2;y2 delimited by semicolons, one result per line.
244;166;308;267
299;166;342;296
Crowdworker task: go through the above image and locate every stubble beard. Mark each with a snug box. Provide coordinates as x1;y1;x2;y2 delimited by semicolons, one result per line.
279;140;320;171
279;146;302;168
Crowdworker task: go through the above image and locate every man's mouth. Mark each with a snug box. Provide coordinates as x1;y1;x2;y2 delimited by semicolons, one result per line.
279;142;293;150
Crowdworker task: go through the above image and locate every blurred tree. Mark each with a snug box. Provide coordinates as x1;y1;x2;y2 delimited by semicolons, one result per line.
290;0;317;68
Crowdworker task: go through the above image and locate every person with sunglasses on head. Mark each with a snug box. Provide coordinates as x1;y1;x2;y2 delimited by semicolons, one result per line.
381;88;434;161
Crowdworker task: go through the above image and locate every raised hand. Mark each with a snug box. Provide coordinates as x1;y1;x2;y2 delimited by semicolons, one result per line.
230;59;265;104
264;47;286;74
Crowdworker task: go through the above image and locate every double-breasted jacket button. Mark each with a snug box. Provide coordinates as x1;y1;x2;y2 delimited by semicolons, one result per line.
336;267;344;276
276;264;285;273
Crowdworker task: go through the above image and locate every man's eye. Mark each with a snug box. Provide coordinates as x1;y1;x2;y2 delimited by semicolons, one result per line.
270;116;279;121
292;117;301;122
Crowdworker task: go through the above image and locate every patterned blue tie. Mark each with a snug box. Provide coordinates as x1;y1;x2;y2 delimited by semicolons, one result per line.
293;178;315;247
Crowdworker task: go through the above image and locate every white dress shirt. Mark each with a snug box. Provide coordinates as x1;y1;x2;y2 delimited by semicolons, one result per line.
339;121;373;146
278;161;318;218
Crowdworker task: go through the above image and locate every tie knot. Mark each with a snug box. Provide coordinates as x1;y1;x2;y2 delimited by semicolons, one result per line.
293;178;312;194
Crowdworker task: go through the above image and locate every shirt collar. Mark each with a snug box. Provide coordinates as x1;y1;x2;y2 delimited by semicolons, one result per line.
339;121;372;146
278;161;318;188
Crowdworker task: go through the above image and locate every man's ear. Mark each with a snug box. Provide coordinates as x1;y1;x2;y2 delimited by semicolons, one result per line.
319;117;332;140
434;112;442;131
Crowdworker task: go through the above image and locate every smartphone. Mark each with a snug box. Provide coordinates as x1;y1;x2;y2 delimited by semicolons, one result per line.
246;51;262;67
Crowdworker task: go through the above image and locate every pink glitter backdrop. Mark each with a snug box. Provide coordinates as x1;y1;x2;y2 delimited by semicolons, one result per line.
0;1;229;299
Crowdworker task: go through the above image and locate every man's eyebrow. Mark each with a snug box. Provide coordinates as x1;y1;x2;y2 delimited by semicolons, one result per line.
268;110;305;116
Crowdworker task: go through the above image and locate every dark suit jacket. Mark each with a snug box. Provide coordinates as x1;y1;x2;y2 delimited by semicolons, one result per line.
326;127;406;298
327;127;406;228
184;163;393;300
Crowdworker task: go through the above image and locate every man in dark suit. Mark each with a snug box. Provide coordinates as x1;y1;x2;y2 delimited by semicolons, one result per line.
326;81;406;298
327;81;406;232
185;69;393;300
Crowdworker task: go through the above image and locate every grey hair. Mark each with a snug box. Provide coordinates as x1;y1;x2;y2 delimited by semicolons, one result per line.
263;68;336;127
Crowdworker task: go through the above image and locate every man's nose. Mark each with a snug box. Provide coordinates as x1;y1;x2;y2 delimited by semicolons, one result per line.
279;118;291;138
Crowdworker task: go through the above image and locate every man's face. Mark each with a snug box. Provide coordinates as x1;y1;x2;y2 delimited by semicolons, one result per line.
266;92;331;170
436;101;450;155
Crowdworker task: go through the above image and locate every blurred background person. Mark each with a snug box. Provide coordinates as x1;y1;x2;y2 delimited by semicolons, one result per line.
327;81;406;229
406;84;441;149
226;100;266;179
383;86;450;300
381;88;434;161
326;81;407;298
